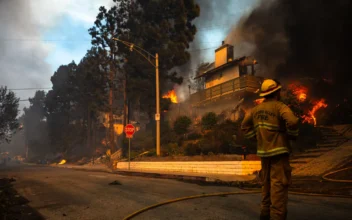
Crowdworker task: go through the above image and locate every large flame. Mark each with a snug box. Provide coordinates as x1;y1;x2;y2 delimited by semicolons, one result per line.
162;90;178;103
289;83;308;102
302;99;328;126
58;159;66;165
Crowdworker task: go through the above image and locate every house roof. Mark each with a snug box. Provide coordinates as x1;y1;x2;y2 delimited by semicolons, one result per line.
194;56;247;79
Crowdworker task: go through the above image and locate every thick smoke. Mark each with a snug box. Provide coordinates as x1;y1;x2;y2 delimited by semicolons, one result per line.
226;0;352;102
0;0;53;110
175;0;256;100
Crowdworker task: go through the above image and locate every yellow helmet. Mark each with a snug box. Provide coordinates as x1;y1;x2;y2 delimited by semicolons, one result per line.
259;79;282;97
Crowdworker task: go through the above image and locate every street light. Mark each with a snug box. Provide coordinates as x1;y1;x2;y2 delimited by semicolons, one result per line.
112;38;161;156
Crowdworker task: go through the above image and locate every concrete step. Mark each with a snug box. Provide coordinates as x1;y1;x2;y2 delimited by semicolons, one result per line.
304;147;334;153
320;131;340;134
321;135;345;139
316;143;337;147
292;151;323;157
290;159;310;164
291;155;321;159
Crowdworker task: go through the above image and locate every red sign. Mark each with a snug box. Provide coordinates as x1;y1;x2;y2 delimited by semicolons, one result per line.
124;124;135;138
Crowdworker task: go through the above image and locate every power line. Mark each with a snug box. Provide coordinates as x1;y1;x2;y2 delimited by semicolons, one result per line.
0;39;91;42
188;46;218;52
8;88;51;91
0;24;233;43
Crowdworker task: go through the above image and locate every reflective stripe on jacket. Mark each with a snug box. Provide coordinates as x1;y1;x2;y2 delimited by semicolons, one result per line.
241;100;299;157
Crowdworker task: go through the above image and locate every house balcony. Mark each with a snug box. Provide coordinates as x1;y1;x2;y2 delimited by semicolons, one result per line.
189;75;263;107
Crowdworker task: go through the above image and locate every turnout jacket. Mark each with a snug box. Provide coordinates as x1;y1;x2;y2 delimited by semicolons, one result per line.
241;100;299;157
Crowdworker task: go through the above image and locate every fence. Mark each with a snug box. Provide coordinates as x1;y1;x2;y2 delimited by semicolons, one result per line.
190;75;262;106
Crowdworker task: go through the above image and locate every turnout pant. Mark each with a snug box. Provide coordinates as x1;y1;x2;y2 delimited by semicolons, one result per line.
259;153;292;220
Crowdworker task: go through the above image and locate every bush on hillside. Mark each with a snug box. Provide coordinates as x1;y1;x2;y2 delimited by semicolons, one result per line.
166;142;184;156
201;112;218;130
173;116;192;135
184;143;202;156
187;132;202;140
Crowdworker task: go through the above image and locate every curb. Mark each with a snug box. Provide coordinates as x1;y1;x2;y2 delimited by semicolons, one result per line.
32;164;257;185
114;170;211;182
113;170;257;187
49;164;114;174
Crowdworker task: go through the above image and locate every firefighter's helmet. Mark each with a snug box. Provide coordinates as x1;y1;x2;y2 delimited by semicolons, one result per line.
259;79;282;97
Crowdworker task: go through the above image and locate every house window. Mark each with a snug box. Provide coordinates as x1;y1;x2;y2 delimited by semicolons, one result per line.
240;66;247;75
247;66;253;75
240;65;255;76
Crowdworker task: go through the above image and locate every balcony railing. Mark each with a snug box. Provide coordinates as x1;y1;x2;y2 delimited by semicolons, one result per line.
189;75;262;106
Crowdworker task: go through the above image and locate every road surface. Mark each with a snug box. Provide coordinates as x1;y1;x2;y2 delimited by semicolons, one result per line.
0;165;351;220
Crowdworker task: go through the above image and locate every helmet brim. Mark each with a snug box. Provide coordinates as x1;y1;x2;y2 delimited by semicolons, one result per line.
259;85;282;97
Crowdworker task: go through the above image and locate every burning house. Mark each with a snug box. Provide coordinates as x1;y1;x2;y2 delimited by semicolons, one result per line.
162;41;263;124
184;42;263;121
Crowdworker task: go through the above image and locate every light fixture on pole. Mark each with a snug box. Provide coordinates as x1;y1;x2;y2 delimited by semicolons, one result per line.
112;38;161;156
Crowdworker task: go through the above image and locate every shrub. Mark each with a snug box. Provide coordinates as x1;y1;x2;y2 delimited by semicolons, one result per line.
166;142;183;156
201;112;218;130
198;138;219;155
145;149;156;157
184;143;202;156
173;116;192;135
187;132;202;140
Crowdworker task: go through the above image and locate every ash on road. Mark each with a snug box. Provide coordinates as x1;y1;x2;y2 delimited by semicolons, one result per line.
0;165;351;220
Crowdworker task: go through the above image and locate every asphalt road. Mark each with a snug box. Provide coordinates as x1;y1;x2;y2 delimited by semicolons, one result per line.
0;165;351;220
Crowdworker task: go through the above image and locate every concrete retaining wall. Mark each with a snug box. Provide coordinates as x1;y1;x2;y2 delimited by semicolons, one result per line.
116;161;261;175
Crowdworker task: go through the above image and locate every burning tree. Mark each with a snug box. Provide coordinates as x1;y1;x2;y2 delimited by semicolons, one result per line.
302;99;328;126
162;90;178;104
283;83;328;127
288;83;308;102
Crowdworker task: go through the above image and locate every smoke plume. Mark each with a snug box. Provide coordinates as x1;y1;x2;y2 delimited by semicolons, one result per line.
175;0;256;100
226;0;352;102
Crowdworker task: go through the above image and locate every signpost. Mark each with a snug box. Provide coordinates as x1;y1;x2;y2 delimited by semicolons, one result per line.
124;124;135;170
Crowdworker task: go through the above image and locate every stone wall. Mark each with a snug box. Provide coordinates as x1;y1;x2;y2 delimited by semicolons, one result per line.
116;161;261;175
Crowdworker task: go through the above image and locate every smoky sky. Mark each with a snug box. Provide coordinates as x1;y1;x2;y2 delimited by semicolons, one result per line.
226;0;352;101
176;0;255;99
190;0;255;65
0;0;53;111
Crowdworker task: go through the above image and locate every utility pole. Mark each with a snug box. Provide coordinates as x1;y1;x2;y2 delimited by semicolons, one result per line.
87;105;91;150
155;53;160;156
109;69;115;153
92;119;96;164
112;38;161;156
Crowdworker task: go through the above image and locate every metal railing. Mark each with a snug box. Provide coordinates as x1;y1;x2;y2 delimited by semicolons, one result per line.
189;75;262;106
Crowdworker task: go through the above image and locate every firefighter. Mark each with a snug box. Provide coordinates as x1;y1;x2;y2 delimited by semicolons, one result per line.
241;79;299;220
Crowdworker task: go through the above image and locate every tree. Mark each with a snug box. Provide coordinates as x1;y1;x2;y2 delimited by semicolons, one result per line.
0;86;19;143
123;0;200;118
89;0;200;153
75;48;110;151
23;91;49;157
45;62;82;155
201;112;218;130
89;1;129;152
90;0;200;121
173;116;192;135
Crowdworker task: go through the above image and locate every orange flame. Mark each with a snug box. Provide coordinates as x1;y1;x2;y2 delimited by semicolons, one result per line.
162;90;178;103
302;99;328;126
254;98;264;105
289;83;308;102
